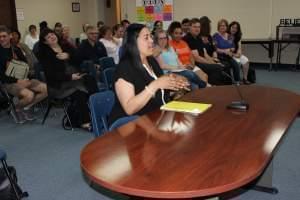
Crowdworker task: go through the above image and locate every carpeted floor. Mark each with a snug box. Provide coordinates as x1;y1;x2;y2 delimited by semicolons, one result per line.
0;68;299;200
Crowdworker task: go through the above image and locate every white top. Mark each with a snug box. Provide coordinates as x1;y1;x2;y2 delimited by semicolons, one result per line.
79;33;87;43
100;38;119;64
24;34;39;50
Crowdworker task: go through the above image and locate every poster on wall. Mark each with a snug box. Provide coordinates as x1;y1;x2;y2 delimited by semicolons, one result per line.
136;0;173;30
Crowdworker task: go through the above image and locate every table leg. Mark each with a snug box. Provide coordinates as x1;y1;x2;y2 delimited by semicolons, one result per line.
250;159;279;194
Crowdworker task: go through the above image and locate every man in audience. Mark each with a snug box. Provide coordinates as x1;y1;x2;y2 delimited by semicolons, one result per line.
183;18;226;85
76;25;107;70
181;18;190;36
0;25;47;123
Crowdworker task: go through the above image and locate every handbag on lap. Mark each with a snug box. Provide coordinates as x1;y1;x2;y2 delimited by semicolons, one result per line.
5;48;29;80
5;59;29;80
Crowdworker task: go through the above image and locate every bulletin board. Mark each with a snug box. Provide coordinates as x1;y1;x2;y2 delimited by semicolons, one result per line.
136;0;173;30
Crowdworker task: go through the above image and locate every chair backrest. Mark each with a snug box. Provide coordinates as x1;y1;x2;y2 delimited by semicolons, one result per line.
80;60;97;79
103;67;116;90
88;90;115;137
98;57;116;71
109;115;138;131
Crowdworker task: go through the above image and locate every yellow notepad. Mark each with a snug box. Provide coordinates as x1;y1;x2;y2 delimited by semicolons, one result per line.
160;101;212;115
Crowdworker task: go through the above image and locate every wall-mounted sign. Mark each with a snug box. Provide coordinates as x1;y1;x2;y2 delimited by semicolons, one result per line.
16;8;24;21
279;18;300;26
136;0;173;30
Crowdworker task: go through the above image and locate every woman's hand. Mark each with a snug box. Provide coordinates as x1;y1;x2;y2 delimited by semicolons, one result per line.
149;73;190;91
71;73;82;80
56;52;69;60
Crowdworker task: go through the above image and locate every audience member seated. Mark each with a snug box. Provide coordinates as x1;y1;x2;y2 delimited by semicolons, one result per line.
168;21;209;83
76;25;107;71
183;18;226;85
213;19;241;83
54;22;63;39
112;24;124;46
109;23;190;125
154;30;206;89
0;25;47;123
181;18;190;36
79;23;89;43
99;25;120;64
97;20;104;30
11;29;38;79
120;19;130;31
151;20;163;36
228;21;251;84
61;26;77;49
24;24;39;50
38;28;98;130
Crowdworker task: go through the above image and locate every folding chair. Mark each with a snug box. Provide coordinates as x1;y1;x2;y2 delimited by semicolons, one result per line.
0;148;29;200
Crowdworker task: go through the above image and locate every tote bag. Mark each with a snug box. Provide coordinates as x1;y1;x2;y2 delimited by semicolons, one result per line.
5;59;29;80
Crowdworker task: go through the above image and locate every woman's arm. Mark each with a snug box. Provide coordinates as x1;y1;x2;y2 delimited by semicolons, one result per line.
233;40;242;58
191;50;211;64
115;74;189;115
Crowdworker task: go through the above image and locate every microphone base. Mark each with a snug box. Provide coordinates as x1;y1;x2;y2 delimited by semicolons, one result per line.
227;101;249;111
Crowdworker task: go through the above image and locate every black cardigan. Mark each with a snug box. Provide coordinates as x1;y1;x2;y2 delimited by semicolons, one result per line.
38;43;77;89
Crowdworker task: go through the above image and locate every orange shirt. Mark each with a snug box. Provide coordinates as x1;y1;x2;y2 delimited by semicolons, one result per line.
169;39;192;65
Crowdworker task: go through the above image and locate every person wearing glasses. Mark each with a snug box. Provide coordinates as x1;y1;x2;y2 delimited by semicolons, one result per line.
109;23;190;125
154;30;207;89
76;25;107;70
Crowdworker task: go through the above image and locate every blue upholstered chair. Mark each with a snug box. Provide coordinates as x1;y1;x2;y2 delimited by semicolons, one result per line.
88;91;115;137
109;115;138;131
98;57;116;71
0;148;28;199
103;67;116;90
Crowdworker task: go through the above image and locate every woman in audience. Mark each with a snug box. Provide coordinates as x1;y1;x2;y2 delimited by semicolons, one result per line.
213;19;241;83
24;25;39;50
61;26;77;49
154;30;207;89
121;19;130;31
109;23;190;125
228;21;251;84
112;24;124;45
38;28;98;130
168;21;208;83
99;25;120;64
151;20;163;36
54;22;63;39
11;29;38;79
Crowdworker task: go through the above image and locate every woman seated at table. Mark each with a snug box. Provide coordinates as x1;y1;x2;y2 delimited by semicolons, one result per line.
228;21;251;84
153;30;207;89
38;28;98;130
109;23;190;125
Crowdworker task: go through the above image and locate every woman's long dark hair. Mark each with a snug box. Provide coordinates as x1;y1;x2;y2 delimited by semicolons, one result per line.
199;16;211;37
229;21;242;53
119;23;146;71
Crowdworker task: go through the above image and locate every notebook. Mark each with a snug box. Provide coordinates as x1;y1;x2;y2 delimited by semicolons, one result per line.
160;101;212;115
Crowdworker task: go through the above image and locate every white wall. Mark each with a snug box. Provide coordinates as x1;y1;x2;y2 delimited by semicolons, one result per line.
15;0;101;39
121;0;300;64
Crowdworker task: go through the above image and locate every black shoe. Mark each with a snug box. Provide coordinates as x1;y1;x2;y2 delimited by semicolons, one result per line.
243;79;252;85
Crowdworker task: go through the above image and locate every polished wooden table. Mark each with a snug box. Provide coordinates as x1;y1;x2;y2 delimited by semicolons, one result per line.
80;85;300;198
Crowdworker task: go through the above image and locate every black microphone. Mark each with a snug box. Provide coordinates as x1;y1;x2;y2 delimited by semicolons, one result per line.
222;71;249;111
